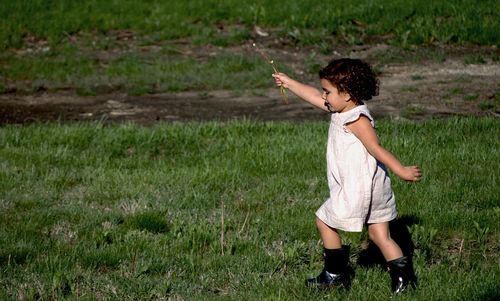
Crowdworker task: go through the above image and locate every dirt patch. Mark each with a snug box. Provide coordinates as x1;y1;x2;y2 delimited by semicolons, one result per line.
1;40;499;124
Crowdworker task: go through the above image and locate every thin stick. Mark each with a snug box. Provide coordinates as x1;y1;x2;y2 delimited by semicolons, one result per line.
131;249;138;276
252;43;288;104
220;202;225;256
457;238;464;265
238;211;250;235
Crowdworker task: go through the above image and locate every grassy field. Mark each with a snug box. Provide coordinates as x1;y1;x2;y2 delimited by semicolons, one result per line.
0;48;280;95
0;1;499;299
1;0;499;96
1;0;499;49
0;118;498;300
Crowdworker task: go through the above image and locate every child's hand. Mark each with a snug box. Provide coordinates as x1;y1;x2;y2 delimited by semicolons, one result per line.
400;166;422;182
272;73;292;89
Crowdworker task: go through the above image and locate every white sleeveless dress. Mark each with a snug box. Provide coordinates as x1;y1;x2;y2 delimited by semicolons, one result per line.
315;105;397;232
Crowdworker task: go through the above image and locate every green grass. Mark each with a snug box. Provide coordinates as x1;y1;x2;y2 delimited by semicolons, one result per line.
0;48;281;94
1;0;499;96
401;104;426;118
1;1;498;96
0;118;498;300
1;0;499;50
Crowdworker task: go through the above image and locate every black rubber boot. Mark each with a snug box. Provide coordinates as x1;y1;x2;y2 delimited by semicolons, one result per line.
306;245;351;289
387;256;417;294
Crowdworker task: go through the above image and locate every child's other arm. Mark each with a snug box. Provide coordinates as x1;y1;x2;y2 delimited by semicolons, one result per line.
272;73;329;112
347;116;422;182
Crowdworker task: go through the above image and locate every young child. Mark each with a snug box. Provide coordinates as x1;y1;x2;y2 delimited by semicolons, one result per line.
272;58;421;294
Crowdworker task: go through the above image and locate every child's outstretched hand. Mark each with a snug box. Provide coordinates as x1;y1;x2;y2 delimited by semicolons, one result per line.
400;166;422;182
272;73;292;89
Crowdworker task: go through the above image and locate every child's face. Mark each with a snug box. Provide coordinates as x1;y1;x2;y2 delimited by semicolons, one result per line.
320;79;353;113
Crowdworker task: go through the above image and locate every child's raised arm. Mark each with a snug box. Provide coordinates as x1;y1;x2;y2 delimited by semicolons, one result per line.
346;116;422;182
272;73;329;112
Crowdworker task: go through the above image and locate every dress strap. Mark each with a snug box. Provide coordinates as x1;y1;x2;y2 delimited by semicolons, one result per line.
342;105;374;132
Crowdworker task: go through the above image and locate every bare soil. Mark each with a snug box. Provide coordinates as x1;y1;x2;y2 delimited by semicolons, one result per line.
1;40;499;124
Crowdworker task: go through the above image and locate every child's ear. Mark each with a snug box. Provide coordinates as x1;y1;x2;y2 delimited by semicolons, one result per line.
342;92;351;101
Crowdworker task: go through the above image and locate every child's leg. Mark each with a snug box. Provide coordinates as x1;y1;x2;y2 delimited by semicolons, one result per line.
307;217;350;287
368;222;416;294
315;217;342;249
367;222;403;261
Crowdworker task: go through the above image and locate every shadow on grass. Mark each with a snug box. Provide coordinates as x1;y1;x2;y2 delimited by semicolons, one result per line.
357;215;420;269
477;288;500;301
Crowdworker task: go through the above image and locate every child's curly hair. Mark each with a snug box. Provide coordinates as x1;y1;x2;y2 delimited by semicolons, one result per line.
319;58;379;103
